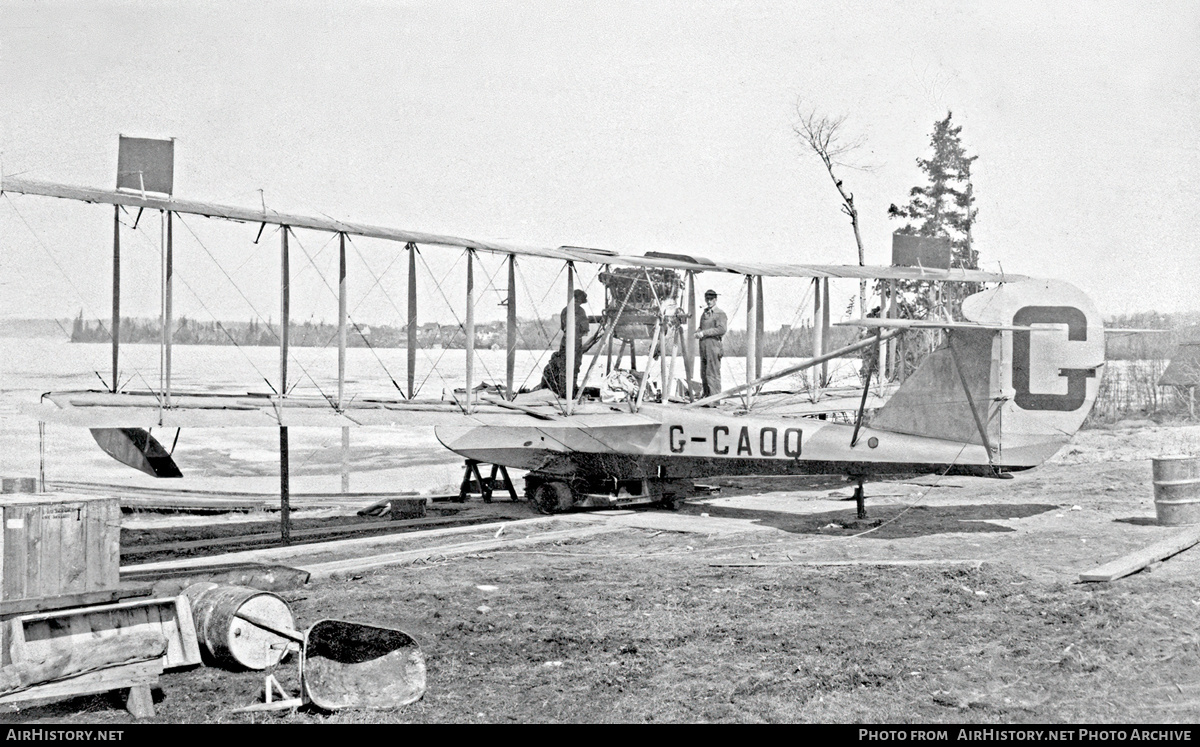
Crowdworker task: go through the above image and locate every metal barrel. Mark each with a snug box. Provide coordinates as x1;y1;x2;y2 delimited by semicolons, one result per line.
183;583;296;670
1152;455;1200;526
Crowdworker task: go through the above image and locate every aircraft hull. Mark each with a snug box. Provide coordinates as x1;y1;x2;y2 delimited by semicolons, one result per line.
434;404;1045;482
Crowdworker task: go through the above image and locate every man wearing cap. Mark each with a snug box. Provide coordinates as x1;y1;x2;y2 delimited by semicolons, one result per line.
693;289;727;399
542;289;592;397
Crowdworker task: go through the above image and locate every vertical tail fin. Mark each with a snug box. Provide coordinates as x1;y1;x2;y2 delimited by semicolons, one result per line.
871;279;1104;470
964;279;1104;467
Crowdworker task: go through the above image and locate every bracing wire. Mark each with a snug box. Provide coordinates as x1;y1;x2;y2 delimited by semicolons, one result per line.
174;215;335;403
514;260;566;391
411;249;468;395
291;233;406;395
124;214;279;392
2;193;114;343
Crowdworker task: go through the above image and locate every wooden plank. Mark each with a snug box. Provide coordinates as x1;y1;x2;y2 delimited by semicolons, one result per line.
89;611;120;642
40;503;62;598
21;620;52;647
127;603;151;636
121;513;489;557
0;643;163;700
0;659;161;708
0;587;154;617
121;515;583;574
62;502;89;593
6;619;26;665
126;682;154;718
104;499;121;588
15;597;200;671
148;603;179;667
84;499;103;591
1078;526;1200;582
303;523;627;580
707;559;984;568
26;504;42;600
67;609;94;651
3;507;27;601
172;595;202;666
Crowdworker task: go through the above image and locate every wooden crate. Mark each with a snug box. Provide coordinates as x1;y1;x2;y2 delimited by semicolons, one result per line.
9;596;201;671
0;493;120;602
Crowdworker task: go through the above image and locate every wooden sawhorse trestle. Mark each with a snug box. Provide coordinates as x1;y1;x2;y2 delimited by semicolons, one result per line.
457;460;519;503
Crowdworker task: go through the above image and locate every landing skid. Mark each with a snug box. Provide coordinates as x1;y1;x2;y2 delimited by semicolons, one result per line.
525;474;691;515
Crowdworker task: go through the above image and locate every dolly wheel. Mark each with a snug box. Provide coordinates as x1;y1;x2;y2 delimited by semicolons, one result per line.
532;481;574;514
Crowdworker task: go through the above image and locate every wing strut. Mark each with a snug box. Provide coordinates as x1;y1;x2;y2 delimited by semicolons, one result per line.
686;271;698;393
111;205;120;393
163;210;174;412
565;262;576;416
464;249;476;414
850;338;877;447
338;232;349;493
686;329;903;408
506;255;517;400
279;226;291;544
946;331;996;466
407;243;418;399
744;275;758;407
577;265;637;403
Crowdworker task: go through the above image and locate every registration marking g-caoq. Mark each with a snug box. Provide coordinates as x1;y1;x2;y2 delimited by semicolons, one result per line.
668;424;802;458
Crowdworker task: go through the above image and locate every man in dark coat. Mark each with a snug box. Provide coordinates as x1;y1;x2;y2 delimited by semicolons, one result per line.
693;289;727;399
542;289;591;397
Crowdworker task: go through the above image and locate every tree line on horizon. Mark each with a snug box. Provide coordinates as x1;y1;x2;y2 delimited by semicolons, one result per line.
62;307;1200;361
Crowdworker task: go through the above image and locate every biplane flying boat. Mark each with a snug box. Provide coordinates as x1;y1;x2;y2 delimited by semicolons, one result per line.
1;148;1107;517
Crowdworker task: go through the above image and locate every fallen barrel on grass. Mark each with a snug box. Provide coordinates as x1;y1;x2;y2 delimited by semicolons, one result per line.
183;583;296;670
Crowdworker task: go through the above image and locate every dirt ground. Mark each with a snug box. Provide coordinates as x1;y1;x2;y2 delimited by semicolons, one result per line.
3;421;1200;724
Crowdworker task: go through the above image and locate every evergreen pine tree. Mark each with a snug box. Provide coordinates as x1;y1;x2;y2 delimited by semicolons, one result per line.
888;111;978;271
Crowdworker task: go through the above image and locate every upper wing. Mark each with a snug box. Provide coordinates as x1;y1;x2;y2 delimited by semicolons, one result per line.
2;177;1026;283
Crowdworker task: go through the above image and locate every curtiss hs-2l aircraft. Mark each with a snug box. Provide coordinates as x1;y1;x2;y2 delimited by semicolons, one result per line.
1;139;1107;518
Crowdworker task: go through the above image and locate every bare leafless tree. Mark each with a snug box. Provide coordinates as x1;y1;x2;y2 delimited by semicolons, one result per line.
794;103;869;316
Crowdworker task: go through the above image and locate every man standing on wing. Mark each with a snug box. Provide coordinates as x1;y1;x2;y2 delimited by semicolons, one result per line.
542;289;592;397
693;289;727;400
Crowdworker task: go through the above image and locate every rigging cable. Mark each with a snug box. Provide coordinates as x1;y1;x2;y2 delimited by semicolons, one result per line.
174;214;332;401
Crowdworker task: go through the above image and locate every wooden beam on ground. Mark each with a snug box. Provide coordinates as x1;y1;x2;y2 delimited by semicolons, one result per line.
122;515;599;575
123;518;486;557
1078;526;1200;583
301;523;627;580
707;559;983;568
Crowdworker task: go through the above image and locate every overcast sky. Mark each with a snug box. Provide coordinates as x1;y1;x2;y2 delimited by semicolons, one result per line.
1;0;1197;326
